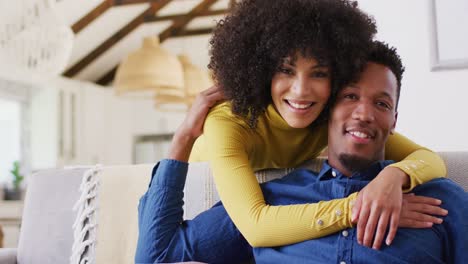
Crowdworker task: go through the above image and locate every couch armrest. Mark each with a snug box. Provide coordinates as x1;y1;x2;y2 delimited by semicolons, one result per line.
0;248;17;264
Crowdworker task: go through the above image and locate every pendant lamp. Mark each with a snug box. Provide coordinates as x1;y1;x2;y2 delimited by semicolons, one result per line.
154;54;214;110
114;36;185;97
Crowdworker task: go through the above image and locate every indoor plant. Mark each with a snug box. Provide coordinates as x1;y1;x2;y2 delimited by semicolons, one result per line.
4;161;24;200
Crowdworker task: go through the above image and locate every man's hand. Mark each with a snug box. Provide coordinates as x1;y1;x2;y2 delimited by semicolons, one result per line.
399;193;447;228
351;166;408;250
168;86;225;161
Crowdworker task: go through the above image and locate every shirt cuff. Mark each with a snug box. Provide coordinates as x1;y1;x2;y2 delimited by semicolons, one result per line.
388;160;429;192
346;192;359;226
151;159;189;190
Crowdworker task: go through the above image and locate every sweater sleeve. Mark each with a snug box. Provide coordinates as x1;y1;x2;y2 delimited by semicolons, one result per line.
203;115;357;247
384;132;447;192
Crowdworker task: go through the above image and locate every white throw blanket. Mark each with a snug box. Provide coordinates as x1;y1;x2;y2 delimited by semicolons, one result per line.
71;164;152;264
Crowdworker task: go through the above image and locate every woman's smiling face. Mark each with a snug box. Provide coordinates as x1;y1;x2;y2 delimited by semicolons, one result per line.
271;53;331;128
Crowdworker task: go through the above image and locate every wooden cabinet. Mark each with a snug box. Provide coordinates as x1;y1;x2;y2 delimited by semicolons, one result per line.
29;77;134;168
0;201;23;248
57;82;82;165
29;77;83;169
28;76;186;169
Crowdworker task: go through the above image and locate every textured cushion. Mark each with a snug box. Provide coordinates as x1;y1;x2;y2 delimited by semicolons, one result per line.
184;158;325;219
184;162;216;219
439;152;468;191
18;168;86;264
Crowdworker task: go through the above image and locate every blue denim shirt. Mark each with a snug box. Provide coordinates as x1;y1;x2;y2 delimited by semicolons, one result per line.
135;159;468;264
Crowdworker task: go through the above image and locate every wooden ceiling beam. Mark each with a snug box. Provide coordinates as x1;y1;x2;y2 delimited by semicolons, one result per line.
172;27;214;38
64;0;172;78
96;0;218;85
71;0;113;34
159;0;218;42
97;67;118;86
113;0;162;5
113;0;199;5
144;9;227;22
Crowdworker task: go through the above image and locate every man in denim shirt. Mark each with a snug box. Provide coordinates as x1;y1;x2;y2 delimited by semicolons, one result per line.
136;42;468;263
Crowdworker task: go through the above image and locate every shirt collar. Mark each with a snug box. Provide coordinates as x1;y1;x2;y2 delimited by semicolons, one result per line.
317;160;394;181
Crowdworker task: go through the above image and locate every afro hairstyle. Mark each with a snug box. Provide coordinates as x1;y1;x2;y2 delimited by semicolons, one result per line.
209;0;377;127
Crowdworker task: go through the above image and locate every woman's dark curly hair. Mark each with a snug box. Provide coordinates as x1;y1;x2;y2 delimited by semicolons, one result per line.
209;0;377;128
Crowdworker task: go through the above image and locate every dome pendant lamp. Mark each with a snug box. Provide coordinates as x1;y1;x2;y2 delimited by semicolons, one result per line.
154;54;213;111
114;36;184;98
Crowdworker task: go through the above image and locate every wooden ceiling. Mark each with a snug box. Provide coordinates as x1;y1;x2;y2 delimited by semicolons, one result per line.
62;0;234;85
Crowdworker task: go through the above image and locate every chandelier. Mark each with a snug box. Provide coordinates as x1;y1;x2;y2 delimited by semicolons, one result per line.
0;0;74;81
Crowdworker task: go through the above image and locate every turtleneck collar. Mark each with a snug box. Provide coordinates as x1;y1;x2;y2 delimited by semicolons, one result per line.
265;104;310;131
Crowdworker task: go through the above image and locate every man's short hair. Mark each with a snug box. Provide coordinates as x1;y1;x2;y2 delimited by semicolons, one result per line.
368;41;405;110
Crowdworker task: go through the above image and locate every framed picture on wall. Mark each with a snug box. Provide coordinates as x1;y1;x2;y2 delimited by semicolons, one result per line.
429;0;468;71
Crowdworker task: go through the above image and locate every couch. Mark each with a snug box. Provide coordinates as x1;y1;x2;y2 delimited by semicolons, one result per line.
0;152;466;264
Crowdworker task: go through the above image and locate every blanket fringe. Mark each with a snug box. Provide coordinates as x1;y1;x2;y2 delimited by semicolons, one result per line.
70;165;101;264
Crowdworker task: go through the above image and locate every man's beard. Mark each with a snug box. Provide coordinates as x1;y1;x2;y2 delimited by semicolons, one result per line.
338;153;377;175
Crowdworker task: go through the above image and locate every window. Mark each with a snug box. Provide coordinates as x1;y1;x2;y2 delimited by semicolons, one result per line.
0;78;30;185
0;98;22;184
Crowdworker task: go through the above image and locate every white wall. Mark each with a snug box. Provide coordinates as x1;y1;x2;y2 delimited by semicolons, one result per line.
357;0;468;151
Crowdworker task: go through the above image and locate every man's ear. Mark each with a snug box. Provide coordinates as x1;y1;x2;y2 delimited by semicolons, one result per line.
390;112;398;135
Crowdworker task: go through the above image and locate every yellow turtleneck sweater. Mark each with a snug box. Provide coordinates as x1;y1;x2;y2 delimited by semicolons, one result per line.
190;102;446;247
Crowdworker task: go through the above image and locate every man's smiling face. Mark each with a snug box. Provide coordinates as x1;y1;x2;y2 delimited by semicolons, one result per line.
327;62;398;175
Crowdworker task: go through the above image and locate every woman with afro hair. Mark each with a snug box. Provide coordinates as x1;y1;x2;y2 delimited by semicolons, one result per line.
187;0;446;247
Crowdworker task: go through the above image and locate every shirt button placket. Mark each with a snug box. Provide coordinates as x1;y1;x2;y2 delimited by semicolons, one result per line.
337;227;353;264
